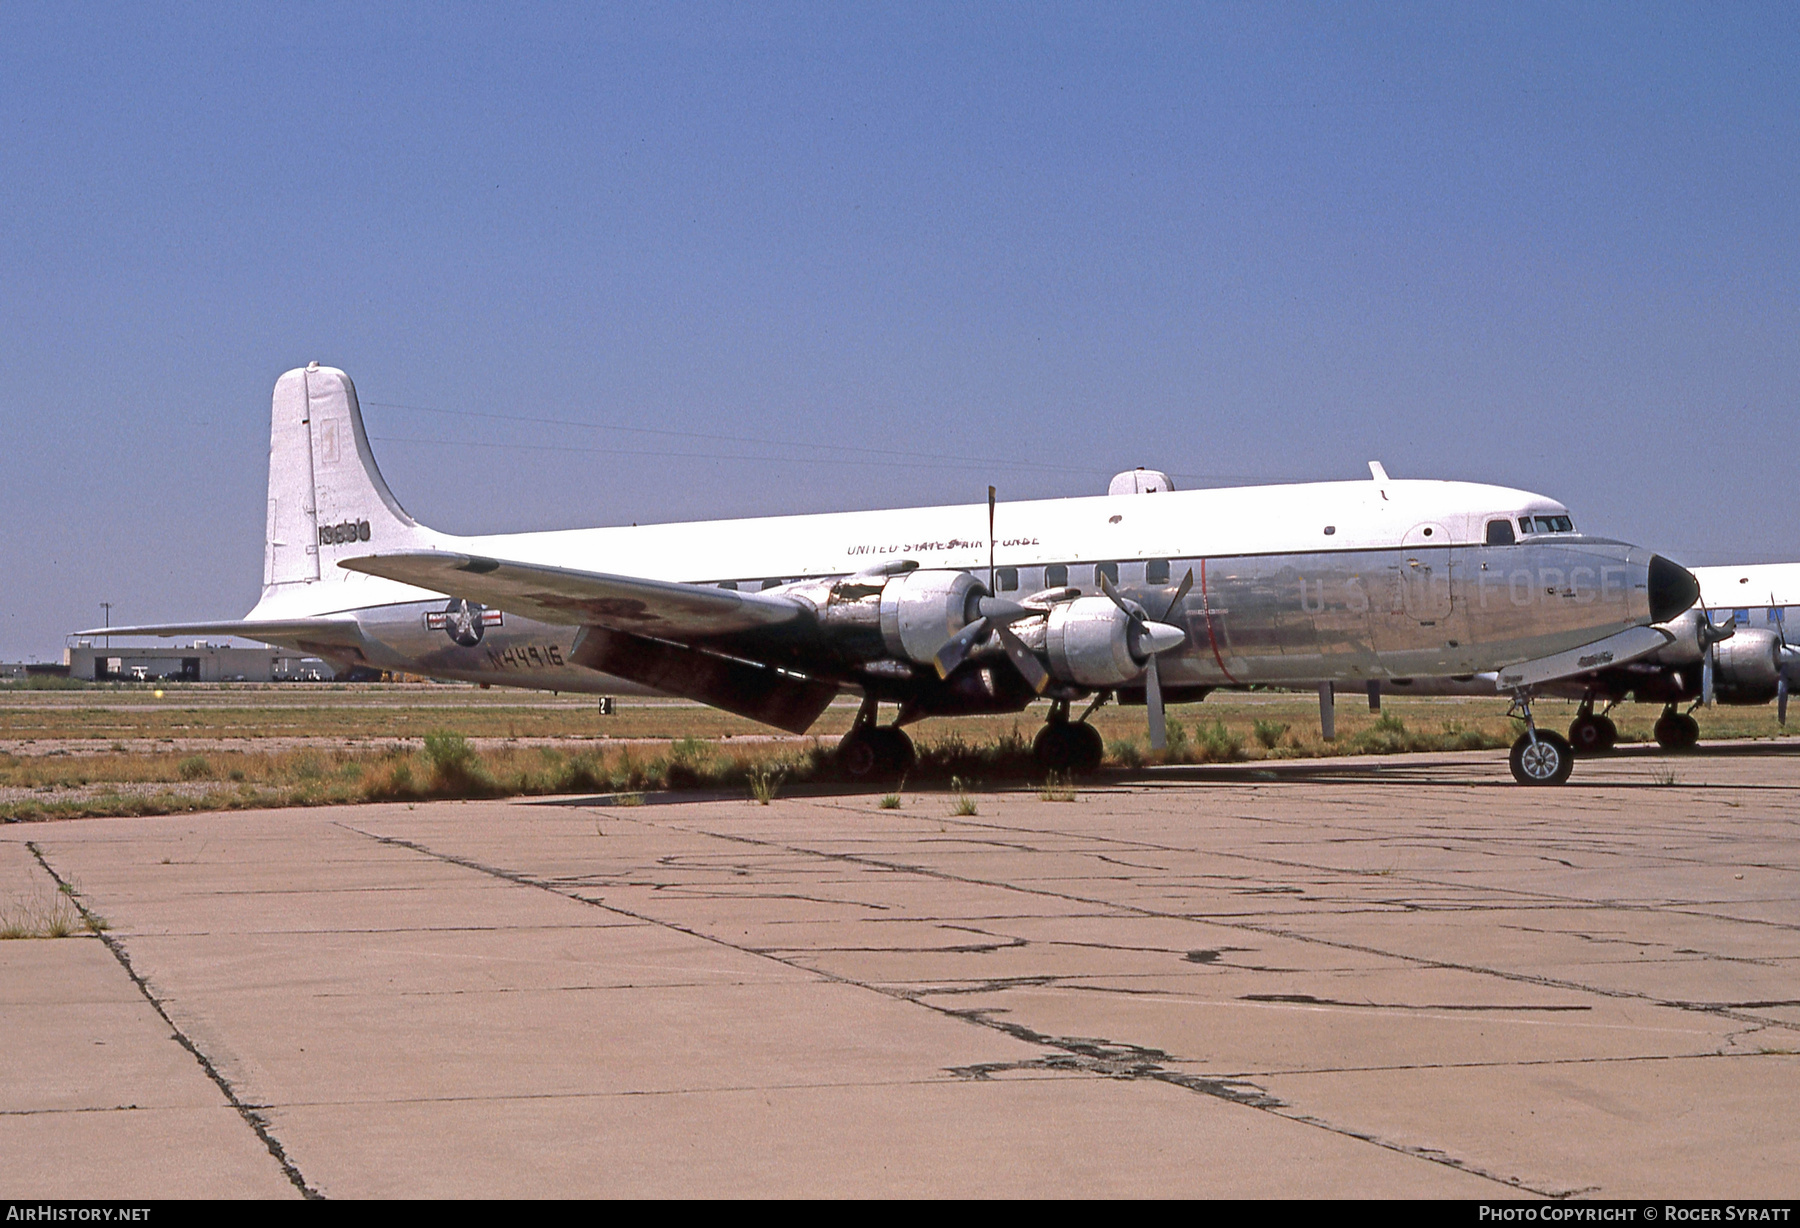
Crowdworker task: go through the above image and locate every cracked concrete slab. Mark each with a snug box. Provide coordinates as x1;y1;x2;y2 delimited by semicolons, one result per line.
3;744;1797;1196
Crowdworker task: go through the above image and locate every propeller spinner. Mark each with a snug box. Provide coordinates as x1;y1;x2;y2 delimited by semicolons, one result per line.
1099;570;1192;750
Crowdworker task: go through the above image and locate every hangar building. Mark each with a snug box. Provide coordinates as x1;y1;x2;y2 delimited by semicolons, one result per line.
62;642;335;683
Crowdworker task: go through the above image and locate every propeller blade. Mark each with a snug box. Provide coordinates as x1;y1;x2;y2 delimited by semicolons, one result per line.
987;486;997;594
1145;654;1166;750
1158;568;1194;623
1097;572;1135;619
1771;593;1789;651
976;596;1032;624
1779;675;1788;726
1698;604;1735;648
931;616;989;680
995;623;1051;693
1702;651;1715;707
1023;586;1080;607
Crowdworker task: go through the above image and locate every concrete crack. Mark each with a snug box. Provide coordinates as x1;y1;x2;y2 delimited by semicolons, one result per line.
338;820;1554;1198
26;841;321;1200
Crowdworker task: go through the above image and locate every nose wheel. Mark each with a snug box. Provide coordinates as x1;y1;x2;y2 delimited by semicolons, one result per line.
1508;690;1574;785
1510;732;1575;785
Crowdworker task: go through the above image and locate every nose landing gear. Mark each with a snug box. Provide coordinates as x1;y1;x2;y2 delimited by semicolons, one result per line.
1509;690;1574;786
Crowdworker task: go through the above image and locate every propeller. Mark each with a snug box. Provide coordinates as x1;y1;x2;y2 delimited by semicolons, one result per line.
1772;593;1791;726
930;596;1034;680
1098;570;1192;750
1697;603;1736;707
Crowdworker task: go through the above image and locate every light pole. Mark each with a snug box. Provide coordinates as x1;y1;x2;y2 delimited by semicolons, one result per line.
100;602;112;649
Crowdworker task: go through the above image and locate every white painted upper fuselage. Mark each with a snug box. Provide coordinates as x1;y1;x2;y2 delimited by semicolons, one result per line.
258;476;1575;621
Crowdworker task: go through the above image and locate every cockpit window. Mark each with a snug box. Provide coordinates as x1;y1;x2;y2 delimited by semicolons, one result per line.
1485;519;1516;546
1518;515;1574;535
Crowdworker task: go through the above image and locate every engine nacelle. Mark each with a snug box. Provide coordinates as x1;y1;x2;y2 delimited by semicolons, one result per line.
1648;608;1710;664
1045;596;1147;687
878;570;988;664
1714;628;1783;703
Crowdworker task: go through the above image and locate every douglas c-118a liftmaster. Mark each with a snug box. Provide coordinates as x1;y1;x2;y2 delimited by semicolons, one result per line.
84;364;1703;785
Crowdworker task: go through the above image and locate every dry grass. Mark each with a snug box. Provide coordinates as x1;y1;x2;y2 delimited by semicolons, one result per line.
0;893;79;939
1;686;1793;822
948;776;979;816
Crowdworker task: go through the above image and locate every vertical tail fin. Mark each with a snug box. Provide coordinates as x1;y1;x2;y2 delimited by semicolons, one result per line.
263;363;427;595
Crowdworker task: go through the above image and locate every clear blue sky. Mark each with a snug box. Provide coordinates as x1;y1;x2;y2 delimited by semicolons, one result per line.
3;3;1796;658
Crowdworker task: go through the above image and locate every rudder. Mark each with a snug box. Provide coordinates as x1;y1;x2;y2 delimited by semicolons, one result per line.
263;363;426;594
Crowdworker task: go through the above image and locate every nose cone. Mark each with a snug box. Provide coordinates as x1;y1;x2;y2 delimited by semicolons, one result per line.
1136;621;1187;656
1648;555;1701;624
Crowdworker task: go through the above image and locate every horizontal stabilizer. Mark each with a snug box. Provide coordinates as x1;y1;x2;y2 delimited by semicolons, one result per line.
70;618;366;648
1496;625;1675;690
339;551;805;637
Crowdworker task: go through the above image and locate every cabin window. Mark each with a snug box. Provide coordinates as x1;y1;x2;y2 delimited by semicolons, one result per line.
996;567;1018;592
1145;559;1170;585
1485;519;1515;546
717;581;738;591
1323;525;1336;536
1095;562;1119;588
1734;608;1750;625
1045;564;1068;588
760;578;782;591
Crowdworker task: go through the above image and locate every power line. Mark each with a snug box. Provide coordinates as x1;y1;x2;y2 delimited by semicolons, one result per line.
363;400;1279;485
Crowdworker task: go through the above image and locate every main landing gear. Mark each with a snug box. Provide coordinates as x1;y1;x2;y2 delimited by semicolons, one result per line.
1568;695;1619;755
1032;697;1105;775
1653;704;1701;751
1509;691;1574;786
837;696;917;780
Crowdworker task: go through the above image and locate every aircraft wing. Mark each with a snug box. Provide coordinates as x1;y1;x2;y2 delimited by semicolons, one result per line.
1495;625;1676;690
70;618;367;648
339;551;807;637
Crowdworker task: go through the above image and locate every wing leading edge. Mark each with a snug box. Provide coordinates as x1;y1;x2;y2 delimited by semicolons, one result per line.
339;551;807;636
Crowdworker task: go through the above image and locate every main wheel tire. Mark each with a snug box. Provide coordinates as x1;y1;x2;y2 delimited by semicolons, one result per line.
1594;715;1619;751
1033;722;1107;775
1068;721;1105;774
1033;723;1075;774
837;728;880;778
1568;715;1617;755
1654;713;1700;751
870;726;916;775
1509;731;1574;785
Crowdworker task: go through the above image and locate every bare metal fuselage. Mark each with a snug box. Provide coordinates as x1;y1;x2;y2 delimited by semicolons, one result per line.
328;534;1660;703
